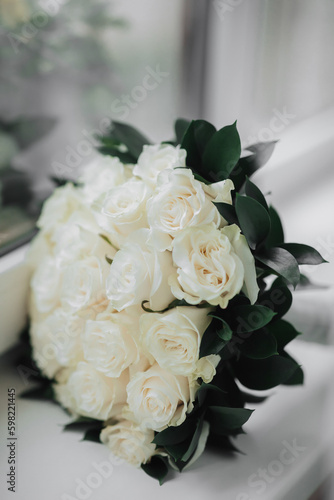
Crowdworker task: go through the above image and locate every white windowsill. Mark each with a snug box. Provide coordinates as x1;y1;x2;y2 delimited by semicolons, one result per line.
0;244;30;355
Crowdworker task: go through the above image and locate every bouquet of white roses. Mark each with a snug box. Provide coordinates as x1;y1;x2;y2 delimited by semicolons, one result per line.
25;119;325;483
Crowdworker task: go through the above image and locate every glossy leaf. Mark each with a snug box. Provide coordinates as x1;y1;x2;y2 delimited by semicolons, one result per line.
97;145;135;163
202;122;241;181
265;206;285;248
180;119;216;172
214;202;239;225
197;383;228;407
64;417;100;432
174;118;191;143
283;366;304;385
282;357;304;385
20;384;54;401
82;427;102;443
278;243;327;265
229;141;276;190
108;121;151;160
141;455;169;485
256;247;300;288
181;418;204;462
199;317;232;358
237;329;278;359
266;319;301;351
235;195;271;249
240;392;268;404
258;278;293;318
232;305;276;333
207;406;253;433
236;354;300;390
153;418;197;446
244;177;268;210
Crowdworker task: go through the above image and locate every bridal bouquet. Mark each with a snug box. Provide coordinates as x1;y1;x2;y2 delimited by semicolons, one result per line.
26;119;325;483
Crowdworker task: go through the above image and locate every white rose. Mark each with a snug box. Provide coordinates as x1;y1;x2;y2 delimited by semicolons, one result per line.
139;306;217;379
82;310;139;378
192;355;220;383
30;322;63;379
133;144;186;186
30;308;84;378
106;229;174;312
147;169;234;251
30;256;62;313
60;255;109;313
169;223;258;308
92;179;150;248
79;155;131;203
126;363;191;431
26;231;53;271
37;184;84;233
52;222;114;268
54;362;128;420
100;420;156;468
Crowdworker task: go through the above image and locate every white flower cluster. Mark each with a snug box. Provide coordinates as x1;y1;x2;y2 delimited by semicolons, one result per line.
28;144;259;468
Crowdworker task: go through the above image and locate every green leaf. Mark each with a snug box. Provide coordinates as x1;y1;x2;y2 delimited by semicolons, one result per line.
235;354;300;390
244;177;268;210
153;418;197;446
207;433;244;454
209;315;234;340
97;145;135;163
50;177;69;188
241;392;268;404
265;206;285;248
202;122;241;181
229;141;277;191
182;421;210;470
199;317;232;358
110;121;151;159
283;366;304;385
81;427;102;443
197;383;228;407
174;118;191;143
20;384;54;401
64;417;101;432
193;172;211;184
165;439;191;462
278;243;327;265
237;329;278;359
267;319;301;351
180;119;216;172
181;418;204;462
2;117;57;150
281;351;304;386
214;202;239;225
232;305;276;333
99;121;151;162
258;278;292;318
256;247;300;288
105;255;113;265
141;455;169;485
235;195;271;249
207;406;253;434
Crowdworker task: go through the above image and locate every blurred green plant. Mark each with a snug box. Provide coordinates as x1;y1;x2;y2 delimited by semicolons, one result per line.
0;116;56;256
0;0;127;111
